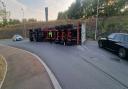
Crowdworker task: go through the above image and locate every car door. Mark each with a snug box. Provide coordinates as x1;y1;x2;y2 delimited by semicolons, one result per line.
110;34;124;51
107;33;116;49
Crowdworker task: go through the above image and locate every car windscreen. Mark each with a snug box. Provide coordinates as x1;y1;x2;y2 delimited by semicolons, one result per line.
108;33;116;39
124;35;128;42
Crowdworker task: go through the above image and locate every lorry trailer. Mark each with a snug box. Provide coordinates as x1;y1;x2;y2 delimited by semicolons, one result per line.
29;23;86;46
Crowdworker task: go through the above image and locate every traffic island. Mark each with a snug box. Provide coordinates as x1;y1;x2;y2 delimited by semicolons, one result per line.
0;45;54;89
0;55;7;89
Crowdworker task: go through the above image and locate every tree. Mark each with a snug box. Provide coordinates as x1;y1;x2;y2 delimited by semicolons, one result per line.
28;18;37;22
22;19;27;23
57;0;128;20
57;12;68;20
0;9;7;26
8;19;21;25
67;0;83;19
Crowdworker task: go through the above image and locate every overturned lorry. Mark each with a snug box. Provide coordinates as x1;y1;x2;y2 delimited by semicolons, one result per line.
29;23;86;46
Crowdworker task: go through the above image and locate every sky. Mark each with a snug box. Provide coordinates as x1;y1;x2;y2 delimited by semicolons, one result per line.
3;0;75;21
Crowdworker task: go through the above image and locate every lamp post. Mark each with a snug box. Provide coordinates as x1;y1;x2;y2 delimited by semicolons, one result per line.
45;7;48;22
21;8;26;38
95;0;99;40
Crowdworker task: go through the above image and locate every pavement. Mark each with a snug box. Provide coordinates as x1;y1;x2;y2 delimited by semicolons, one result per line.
1;39;128;89
0;45;54;89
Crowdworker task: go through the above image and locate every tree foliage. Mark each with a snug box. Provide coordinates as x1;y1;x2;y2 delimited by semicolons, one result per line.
28;18;37;22
8;19;21;25
57;0;128;20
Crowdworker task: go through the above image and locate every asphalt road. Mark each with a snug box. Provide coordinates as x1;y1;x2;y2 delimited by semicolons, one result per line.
0;39;128;89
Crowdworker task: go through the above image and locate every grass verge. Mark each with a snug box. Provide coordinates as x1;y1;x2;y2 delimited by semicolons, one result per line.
0;55;7;88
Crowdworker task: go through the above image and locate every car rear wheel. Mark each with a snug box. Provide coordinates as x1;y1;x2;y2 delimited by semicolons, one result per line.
118;48;126;58
98;41;103;48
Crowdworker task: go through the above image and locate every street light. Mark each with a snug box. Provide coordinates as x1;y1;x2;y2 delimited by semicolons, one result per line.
21;8;26;38
95;0;99;40
45;7;48;22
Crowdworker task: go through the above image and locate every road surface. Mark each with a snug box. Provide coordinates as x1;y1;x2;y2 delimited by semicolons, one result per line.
0;39;128;89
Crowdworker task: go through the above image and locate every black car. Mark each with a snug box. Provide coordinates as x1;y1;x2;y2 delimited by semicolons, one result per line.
98;33;128;58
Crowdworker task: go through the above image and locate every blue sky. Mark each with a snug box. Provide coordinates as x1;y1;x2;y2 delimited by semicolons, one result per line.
18;0;43;8
4;0;75;21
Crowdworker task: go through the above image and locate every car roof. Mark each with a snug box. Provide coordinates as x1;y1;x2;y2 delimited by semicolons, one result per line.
112;33;128;36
